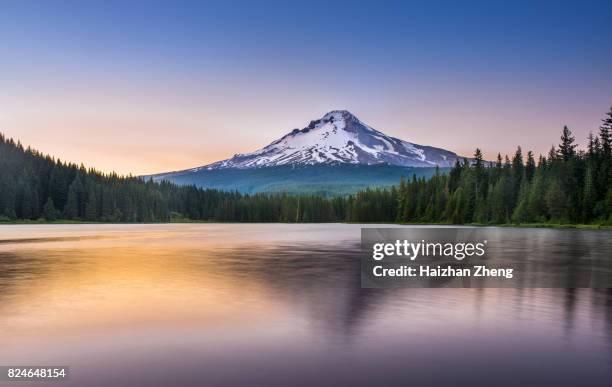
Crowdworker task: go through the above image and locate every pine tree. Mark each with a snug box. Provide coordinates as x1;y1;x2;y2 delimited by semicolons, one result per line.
64;177;83;219
558;126;577;161
18;182;34;219
587;132;598;158
545;181;568;222
85;186;98;221
31;188;40;219
597;107;612;204
525;151;536;181
48;166;68;212
493;153;503;182
488;178;508;223
448;159;462;192
583;164;595;221
600;106;612;159
511;146;524;207
548;146;557;163
43;197;58;221
512;180;530;223
473;148;487;198
526;169;546;222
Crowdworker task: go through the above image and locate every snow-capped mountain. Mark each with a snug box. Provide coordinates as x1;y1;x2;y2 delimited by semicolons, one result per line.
148;110;468;194
198;110;462;170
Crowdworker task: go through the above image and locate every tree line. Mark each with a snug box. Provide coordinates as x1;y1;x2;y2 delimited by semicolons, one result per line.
0;136;342;223
0;107;610;225
390;107;612;225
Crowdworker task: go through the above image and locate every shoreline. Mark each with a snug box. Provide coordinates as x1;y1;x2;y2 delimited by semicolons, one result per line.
0;220;610;230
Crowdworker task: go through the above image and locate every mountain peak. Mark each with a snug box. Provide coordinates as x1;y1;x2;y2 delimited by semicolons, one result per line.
322;110;358;121
197;110;464;170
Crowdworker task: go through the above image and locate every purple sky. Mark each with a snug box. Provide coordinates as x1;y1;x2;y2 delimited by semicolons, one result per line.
1;0;611;174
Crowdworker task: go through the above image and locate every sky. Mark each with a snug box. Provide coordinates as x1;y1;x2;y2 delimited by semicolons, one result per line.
1;0;611;175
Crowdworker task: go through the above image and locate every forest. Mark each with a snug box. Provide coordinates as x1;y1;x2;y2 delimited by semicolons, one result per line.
0;107;610;225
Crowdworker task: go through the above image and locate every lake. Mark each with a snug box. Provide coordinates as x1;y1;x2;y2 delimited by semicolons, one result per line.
0;224;611;386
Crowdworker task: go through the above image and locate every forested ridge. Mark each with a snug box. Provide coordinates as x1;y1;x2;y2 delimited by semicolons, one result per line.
0;133;352;223
0;108;610;225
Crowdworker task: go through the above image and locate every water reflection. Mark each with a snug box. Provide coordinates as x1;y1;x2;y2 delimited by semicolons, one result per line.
0;224;611;386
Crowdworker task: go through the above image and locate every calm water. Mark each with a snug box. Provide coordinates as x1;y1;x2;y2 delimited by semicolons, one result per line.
0;224;611;387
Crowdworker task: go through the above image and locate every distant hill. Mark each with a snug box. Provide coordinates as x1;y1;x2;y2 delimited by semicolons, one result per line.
149;164;446;196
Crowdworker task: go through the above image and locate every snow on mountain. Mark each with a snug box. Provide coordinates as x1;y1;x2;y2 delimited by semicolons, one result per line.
196;110;464;171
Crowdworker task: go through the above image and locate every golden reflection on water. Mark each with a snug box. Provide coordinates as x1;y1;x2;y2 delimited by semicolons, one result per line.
0;225;311;369
0;224;611;387
0;240;281;336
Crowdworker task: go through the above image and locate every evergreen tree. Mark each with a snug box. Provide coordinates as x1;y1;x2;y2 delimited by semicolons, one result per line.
583;164;595;221
512;180;530;223
48;166;68;212
85;186;98;221
511;146;524;206
545;181;568;221
526;168;546;222
525;151;536;181
43;197;58;221
64;177;83;219
600;106;612;159
597;107;612;205
558;126;577;161
473;148;487;198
